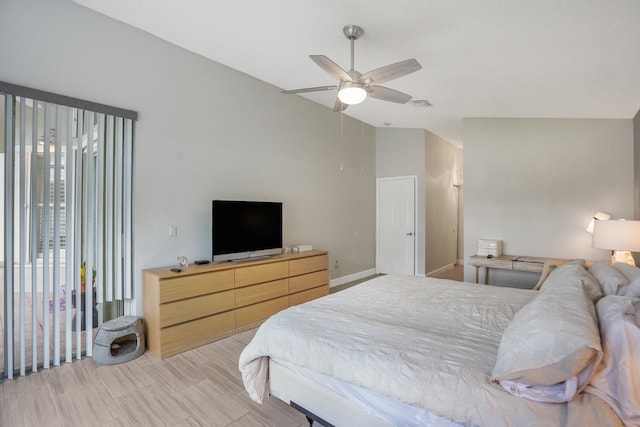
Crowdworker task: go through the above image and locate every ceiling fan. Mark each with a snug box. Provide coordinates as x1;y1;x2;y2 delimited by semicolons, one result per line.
282;25;422;112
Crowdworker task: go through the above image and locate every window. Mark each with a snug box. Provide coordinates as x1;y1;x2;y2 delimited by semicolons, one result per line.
1;81;136;378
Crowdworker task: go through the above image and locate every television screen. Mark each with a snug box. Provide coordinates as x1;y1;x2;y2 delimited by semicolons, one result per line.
212;200;283;262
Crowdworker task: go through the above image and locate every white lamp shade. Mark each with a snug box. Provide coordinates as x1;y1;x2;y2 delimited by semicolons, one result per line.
338;84;367;105
592;220;640;252
586;211;611;233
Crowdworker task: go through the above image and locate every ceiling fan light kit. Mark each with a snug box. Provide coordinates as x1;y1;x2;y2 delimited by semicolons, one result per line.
338;82;367;105
283;25;422;112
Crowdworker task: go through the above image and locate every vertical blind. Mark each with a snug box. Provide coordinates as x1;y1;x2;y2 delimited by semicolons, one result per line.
1;82;136;379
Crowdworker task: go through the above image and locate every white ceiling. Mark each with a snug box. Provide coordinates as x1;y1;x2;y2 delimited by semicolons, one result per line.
72;0;640;147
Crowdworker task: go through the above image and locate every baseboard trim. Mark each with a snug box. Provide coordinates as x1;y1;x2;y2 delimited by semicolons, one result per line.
330;268;377;288
426;263;455;277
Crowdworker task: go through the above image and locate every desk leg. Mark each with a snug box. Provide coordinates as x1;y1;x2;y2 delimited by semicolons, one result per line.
474;266;479;284
484;267;489;285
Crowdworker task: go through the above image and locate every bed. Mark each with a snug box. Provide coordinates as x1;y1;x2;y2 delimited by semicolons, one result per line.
239;261;640;427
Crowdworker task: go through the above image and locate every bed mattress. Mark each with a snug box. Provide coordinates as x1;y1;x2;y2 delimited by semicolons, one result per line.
240;274;623;427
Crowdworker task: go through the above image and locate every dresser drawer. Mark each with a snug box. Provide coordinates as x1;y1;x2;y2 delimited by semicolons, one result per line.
289;254;328;276
289;270;329;294
159;311;235;358
235;261;289;288
235;295;288;330
160;270;234;303
143;251;328;358
235;278;289;308
160;290;234;328
289;285;329;307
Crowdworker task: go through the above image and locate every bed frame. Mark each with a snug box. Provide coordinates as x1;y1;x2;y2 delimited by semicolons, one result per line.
268;359;392;427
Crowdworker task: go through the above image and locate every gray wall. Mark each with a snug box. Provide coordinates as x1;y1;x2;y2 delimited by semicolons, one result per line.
425;131;462;273
376;128;462;275
463;118;634;288
4;0;636;310
0;0;376;315
376;128;426;274
635;109;640;219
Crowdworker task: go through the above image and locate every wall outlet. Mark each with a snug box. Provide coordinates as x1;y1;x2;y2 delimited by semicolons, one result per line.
169;225;178;237
334;259;340;269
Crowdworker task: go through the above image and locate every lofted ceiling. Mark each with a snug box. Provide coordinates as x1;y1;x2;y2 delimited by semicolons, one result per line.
72;0;640;147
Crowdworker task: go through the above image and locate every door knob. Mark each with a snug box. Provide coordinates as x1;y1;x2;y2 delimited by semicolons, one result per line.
406;232;414;236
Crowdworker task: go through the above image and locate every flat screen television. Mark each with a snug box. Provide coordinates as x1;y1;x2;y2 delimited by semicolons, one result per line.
212;200;283;262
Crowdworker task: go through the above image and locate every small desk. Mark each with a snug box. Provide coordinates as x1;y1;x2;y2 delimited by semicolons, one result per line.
469;255;546;284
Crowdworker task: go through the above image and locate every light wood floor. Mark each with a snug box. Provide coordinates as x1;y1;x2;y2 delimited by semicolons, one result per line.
0;264;465;427
0;328;308;427
429;264;464;282
0;291;93;376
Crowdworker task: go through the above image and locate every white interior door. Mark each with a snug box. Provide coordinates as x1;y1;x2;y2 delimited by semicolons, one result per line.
376;176;416;275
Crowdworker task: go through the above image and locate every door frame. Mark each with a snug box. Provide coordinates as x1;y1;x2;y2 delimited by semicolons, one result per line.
375;175;418;275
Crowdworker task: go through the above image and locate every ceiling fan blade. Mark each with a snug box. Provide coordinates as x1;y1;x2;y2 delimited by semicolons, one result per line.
361;58;422;85
333;98;348;112
366;85;413;104
282;85;337;94
310;55;352;81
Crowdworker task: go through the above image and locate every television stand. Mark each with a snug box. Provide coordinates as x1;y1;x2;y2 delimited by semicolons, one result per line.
231;255;272;263
142;250;329;358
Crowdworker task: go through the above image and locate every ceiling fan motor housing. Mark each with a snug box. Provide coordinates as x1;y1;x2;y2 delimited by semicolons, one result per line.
343;25;364;40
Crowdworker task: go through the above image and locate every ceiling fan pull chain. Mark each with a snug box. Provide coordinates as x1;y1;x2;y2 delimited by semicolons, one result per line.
340;111;344;172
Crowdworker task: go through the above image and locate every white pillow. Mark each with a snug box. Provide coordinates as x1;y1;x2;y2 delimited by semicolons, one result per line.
613;262;640;282
586;296;640;425
619;277;640;298
492;279;602;402
589;261;630;296
540;261;603;302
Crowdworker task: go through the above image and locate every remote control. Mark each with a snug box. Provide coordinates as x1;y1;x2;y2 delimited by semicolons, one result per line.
195;260;210;265
170;268;182;273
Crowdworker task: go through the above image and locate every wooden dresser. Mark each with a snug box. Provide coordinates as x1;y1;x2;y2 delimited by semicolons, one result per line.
142;250;329;358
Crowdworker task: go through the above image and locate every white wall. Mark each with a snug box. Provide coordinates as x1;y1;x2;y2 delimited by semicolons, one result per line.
0;0;376;315
463;118;634;288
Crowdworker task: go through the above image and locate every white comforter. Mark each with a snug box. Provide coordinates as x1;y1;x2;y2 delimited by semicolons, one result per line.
239;275;622;427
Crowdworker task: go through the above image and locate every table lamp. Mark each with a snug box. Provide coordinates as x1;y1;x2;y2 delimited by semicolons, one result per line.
592;219;640;265
586;211;611;233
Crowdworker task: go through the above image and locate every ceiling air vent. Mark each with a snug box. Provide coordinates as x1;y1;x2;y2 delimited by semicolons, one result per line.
410;99;432;107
